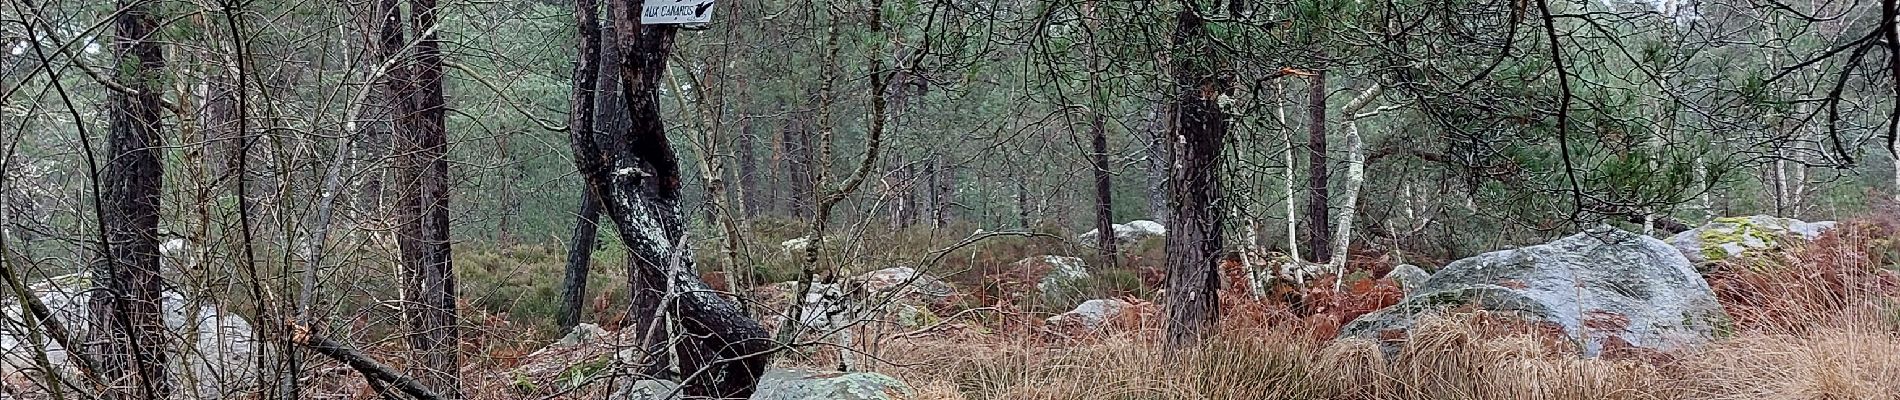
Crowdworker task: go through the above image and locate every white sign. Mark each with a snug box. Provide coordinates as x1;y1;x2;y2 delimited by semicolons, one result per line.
642;0;716;25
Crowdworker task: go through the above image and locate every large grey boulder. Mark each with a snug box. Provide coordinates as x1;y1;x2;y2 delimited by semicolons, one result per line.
1341;227;1730;356
614;379;683;400
753;368;911;400
1665;215;1837;266
854;266;955;306
1077;220;1166;246
1024;256;1090;296
618;368;909;400
769;267;956;332
1383;264;1431;294
0;273;257;399
1046;298;1132;331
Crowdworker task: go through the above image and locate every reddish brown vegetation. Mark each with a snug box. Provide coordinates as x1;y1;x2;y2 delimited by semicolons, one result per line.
1706;215;1900;332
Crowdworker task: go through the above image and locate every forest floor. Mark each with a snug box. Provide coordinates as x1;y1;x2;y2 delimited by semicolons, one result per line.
361;214;1900;400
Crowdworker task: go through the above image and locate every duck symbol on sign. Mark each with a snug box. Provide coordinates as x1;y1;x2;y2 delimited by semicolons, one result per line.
695;2;713;18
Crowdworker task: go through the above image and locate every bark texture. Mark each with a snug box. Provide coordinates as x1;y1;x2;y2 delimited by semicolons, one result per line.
558;0;607;331
383;0;460;395
1163;5;1228;350
91;0;171;396
1304;69;1332;263
561;6;771;397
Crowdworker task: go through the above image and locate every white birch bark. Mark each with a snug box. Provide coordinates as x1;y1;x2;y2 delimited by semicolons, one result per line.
1328;83;1384;289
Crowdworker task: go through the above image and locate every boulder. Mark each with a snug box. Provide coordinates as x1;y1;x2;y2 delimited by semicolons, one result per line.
753;368;911;400
617;368;909;400
853;266;955;306
614;379;683;400
0;273;257;399
1340;227;1730;356
767;267;956;331
557;323;611;347
1383;264;1431;294
780;237;814;255
1020;256;1089;295
1665;215;1837;266
1046;298;1132;331
1076;220;1167;246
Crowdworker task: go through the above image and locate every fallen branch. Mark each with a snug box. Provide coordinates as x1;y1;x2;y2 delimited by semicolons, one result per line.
289;324;445;400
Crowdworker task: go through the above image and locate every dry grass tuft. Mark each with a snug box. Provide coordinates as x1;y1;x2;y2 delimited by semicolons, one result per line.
868;215;1900;400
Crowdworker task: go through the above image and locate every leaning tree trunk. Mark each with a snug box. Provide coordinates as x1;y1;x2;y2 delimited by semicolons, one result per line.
564;6;771;397
1163;5;1229;351
91;0;171;397
557;0;623;332
385;0;460;395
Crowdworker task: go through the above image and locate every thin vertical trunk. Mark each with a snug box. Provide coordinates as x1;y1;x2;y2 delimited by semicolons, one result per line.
387;0;460;394
353;0;395;221
1886;0;1900;203
1144;104;1171;224
785;122;813;219
559;188;603;330
1163;5;1228;350
1303;69;1331;263
1278;79;1303;267
1084;0;1117;269
739;124;760;219
923;157;940;227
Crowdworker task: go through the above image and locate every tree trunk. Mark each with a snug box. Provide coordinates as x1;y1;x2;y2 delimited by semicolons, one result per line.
1163;5;1228;351
1887;0;1900;204
739;124;760;219
559;188;603;330
92;0;171;396
1329;83;1384;288
1085;0;1117;269
1144;103;1171;224
385;0;460;395
562;6;770;396
784;121;813;219
558;0;606;331
1304;69;1331;263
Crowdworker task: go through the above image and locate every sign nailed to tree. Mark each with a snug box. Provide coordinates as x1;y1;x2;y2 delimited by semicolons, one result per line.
641;0;716;25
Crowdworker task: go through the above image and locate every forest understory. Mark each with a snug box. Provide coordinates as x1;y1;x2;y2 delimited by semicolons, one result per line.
5;0;1900;399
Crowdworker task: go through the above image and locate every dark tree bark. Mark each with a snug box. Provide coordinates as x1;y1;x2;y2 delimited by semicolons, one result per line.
924;157;942;227
558;189;603;330
784;120;814;219
1085;0;1116;268
91;0;170;397
738;123;760;219
1089;118;1116;263
1304;69;1331;263
558;10;623;331
561;5;771;397
383;0;460;395
1163;5;1229;350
